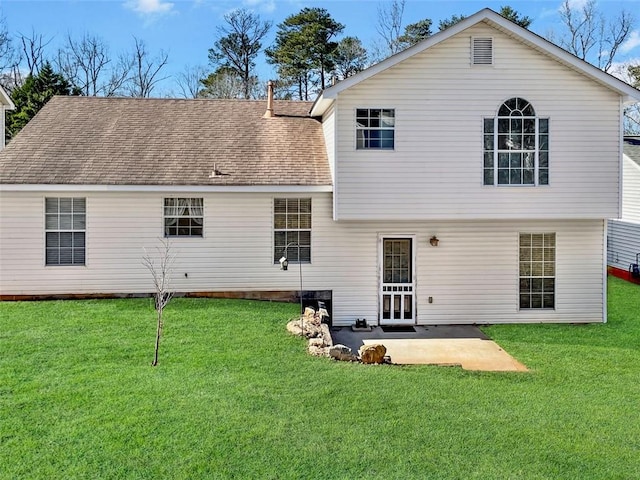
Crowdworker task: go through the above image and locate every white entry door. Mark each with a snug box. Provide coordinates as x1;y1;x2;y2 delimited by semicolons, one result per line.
379;237;415;325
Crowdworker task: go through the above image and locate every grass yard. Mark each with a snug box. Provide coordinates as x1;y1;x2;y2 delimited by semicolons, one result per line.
0;276;638;479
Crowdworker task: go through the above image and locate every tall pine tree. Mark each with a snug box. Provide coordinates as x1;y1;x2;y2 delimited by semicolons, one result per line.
207;9;271;100
6;62;79;142
266;8;344;100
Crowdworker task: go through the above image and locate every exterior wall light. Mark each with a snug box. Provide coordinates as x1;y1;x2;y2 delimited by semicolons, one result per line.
429;236;439;247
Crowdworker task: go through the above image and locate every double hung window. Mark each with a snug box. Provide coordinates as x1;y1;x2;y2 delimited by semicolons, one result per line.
164;198;203;237
45;197;86;266
484;98;549;186
273;198;311;263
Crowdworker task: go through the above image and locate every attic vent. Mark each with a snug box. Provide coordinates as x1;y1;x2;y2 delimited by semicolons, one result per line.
472;37;493;65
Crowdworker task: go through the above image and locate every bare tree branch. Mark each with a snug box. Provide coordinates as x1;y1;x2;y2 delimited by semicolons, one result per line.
125;37;169;98
600;10;633;73
105;52;133;97
376;0;405;56
0;14;21;92
558;0;634;73
175;64;208;98
18;29;52;76
142;238;175;367
56;33;114;96
0;14;13;72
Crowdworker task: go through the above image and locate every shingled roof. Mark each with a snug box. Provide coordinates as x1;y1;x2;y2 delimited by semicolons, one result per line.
0;96;331;187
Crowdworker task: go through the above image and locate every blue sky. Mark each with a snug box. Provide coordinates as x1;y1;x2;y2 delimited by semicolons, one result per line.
1;0;639;96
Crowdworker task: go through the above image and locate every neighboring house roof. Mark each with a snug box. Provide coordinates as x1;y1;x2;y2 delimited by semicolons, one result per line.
311;8;640;116
0;96;331;187
624;137;640;168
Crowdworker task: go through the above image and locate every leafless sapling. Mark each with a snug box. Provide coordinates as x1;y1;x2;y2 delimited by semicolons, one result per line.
142;238;176;367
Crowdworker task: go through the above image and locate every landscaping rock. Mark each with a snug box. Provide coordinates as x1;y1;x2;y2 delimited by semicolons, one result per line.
329;344;357;362
286;309;334;358
320;323;333;348
303;307;317;322
286;318;323;338
359;344;387;364
308;344;329;357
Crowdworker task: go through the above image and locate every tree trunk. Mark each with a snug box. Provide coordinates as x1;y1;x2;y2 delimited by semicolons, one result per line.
152;309;162;366
243;64;250;99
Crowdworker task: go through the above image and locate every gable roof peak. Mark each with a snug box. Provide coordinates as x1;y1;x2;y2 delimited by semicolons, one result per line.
310;8;640;116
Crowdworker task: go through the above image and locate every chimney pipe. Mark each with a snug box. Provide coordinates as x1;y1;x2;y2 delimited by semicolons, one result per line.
263;80;274;118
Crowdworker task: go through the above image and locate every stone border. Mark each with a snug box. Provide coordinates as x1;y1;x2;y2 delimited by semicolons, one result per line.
287;307;387;364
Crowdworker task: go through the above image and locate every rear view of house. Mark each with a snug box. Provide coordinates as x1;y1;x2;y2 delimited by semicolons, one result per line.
2;9;639;325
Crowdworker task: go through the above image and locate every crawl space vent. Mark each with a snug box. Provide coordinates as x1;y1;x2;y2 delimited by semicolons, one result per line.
472;37;493;65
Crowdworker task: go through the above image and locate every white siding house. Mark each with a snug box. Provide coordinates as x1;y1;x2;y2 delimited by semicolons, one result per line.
607;137;640;282
621;139;640;223
2;9;639;325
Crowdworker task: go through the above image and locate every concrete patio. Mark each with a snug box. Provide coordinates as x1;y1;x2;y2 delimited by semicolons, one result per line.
330;325;528;372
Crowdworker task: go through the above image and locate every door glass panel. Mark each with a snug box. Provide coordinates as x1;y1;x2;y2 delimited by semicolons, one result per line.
404;295;413;319
393;296;401;319
383;295;391;319
383;239;412;284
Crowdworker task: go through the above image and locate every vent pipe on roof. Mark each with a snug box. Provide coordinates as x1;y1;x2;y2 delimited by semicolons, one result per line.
263;80;274;118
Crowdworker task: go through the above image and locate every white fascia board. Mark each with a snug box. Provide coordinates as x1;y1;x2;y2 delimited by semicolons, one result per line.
0;86;15;110
309;95;333;117
0;184;333;193
310;8;640;116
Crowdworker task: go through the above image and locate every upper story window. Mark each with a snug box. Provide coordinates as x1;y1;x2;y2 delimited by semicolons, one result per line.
356;108;395;150
274;198;311;264
45;197;86;266
483;98;549;186
164;198;203;237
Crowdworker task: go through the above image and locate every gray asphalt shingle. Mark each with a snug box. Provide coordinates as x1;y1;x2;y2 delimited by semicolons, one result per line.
0;96;331;186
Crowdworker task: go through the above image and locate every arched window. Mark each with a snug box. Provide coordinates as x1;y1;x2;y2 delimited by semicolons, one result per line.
483;98;549;186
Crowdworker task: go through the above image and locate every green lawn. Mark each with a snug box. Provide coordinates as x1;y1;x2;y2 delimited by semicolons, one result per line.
1;277;638;479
